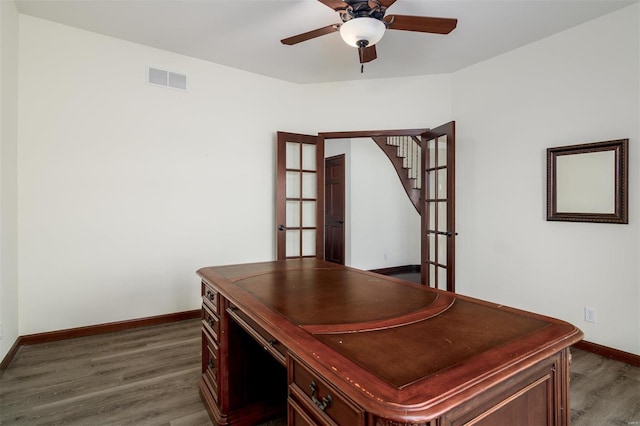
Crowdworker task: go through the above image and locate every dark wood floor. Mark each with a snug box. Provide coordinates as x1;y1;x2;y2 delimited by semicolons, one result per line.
570;347;640;426
1;318;638;425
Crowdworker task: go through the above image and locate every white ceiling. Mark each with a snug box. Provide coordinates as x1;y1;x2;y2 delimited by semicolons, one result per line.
15;0;639;84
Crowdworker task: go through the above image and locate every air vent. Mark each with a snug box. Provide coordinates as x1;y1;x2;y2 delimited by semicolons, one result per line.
146;66;187;91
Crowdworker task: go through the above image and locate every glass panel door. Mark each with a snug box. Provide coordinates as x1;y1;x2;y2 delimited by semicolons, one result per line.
276;132;323;260
421;122;456;292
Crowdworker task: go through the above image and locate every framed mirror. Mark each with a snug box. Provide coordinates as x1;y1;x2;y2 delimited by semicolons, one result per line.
547;139;628;224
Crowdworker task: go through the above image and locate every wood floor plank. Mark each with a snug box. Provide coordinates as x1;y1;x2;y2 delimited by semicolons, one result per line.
0;319;204;425
27;369;202;425
169;410;213;426
91;337;200;362
570;348;640;426
1;318;638;426
32;368;200;411
1;338;200;412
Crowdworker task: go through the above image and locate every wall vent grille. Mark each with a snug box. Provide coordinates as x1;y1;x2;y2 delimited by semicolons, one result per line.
146;66;187;91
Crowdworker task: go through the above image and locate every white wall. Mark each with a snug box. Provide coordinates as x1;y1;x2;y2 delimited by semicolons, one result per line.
16;15;297;335
453;4;639;354
350;138;420;270
325;138;421;271
299;74;453;133
0;0;20;359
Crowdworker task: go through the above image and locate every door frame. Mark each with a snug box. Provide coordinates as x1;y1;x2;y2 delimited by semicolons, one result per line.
277;125;456;291
319;129;428;272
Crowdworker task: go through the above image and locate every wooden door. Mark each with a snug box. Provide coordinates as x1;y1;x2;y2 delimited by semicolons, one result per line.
324;155;345;265
276;132;324;260
421;122;456;292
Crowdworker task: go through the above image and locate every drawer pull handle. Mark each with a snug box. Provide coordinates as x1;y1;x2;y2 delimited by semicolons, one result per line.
208;358;215;370
309;380;332;411
205;290;215;301
206;316;216;328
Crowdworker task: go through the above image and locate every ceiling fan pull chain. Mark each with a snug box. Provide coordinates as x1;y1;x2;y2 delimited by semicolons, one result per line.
357;39;367;73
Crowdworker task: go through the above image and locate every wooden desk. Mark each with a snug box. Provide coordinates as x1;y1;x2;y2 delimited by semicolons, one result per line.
197;259;582;426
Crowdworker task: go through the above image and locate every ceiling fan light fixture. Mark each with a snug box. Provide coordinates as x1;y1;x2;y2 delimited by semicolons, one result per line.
339;17;386;48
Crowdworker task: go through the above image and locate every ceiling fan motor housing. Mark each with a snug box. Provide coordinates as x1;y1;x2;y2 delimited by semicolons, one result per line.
341;0;387;21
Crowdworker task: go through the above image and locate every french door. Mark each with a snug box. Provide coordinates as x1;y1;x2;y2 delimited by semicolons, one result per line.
276;124;456;293
421;122;456;292
275;132;324;260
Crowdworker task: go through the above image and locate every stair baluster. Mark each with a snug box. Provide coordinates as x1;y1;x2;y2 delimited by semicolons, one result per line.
371;135;422;213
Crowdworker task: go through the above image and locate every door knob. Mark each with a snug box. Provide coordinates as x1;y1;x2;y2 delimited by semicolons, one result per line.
278;225;285;231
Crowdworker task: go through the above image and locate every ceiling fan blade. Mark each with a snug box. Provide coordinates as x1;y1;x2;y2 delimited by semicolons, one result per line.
318;0;348;11
359;45;377;63
385;15;458;34
281;24;340;45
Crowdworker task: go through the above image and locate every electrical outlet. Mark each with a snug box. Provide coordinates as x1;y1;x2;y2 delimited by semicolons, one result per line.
584;307;597;323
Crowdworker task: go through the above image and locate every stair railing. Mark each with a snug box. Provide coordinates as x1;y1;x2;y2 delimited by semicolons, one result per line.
372;135;422;213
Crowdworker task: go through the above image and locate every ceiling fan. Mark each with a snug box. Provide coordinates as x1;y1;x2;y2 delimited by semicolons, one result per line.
281;0;458;71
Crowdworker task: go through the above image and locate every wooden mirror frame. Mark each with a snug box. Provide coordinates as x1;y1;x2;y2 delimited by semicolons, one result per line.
547;139;628;224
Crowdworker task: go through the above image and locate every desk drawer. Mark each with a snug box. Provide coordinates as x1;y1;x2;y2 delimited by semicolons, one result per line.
289;397;321;426
202;304;219;342
202;331;219;402
201;281;219;314
289;357;364;426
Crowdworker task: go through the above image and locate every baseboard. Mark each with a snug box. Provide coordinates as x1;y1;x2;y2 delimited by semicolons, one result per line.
369;265;421;275
0;336;24;372
573;340;640;367
0;309;200;374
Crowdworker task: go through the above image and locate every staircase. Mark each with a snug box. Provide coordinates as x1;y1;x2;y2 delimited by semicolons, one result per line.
372;136;422;213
